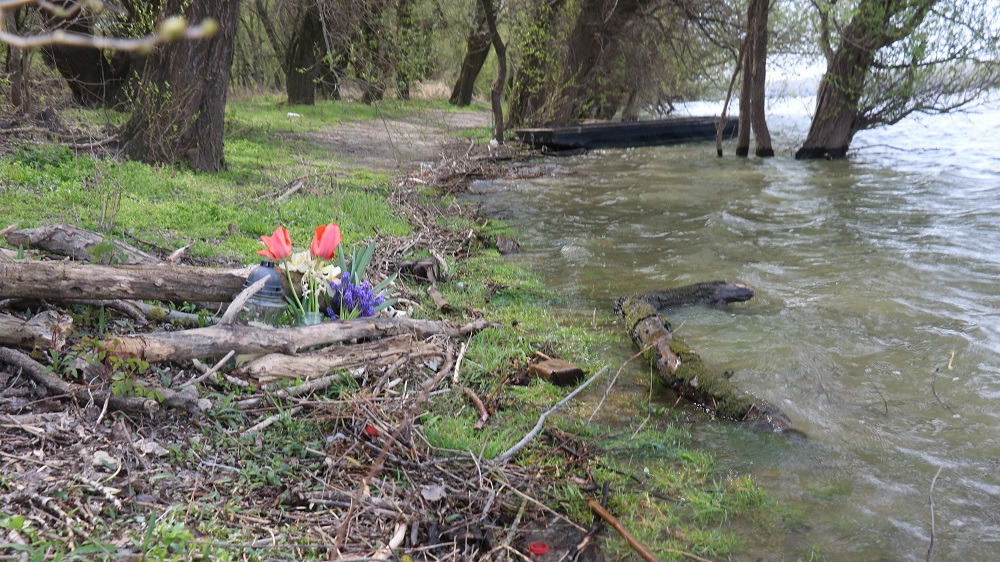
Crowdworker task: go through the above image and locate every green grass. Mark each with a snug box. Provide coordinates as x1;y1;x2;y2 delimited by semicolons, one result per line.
0;94;803;561
0;99;409;262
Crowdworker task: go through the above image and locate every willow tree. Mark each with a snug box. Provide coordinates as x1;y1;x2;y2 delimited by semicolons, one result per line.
506;0;742;127
449;0;490;106
796;0;1000;159
735;0;774;157
121;0;239;171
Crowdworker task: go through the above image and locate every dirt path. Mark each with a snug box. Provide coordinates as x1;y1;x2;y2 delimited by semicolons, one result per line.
300;108;490;170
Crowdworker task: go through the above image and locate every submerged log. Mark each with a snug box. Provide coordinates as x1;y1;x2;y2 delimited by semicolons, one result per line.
635;280;755;309
106;317;496;363
617;283;798;434
0;260;248;303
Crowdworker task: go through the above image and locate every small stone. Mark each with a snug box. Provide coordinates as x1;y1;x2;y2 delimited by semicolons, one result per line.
93;450;119;471
136;438;169;457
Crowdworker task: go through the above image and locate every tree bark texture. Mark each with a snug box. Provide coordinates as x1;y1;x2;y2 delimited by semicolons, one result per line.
5;223;160;264
449;0;490;106
285;0;322;105
41;7;134;108
736;0;773;157
104;317;496;363
235;335;440;381
796;0;936;159
546;0;653;125
479;0;506;142
358;0;391;104
616;287;798;433
506;0;566;127
0;261;248;303
0;311;73;351
121;0;240;171
4;8;30;113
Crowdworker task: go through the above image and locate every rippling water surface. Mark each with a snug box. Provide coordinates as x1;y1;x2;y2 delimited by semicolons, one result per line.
476;98;1000;560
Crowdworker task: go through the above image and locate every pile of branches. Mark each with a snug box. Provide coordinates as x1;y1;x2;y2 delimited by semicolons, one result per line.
0;222;578;558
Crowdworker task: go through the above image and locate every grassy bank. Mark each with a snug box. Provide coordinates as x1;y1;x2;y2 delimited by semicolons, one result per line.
0;96;799;560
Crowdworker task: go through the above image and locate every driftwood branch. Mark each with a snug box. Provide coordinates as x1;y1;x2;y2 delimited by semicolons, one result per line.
0;311;73;350
616;282;798;434
585;498;661;562
0;347;157;414
235;336;441;382
0;260;249;303
5;223;161;264
494;365;608;464
106;317;497;363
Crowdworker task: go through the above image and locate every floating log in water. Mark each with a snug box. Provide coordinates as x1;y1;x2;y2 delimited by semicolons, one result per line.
616;281;799;434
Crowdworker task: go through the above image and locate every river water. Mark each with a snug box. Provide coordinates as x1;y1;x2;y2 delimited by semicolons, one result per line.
474;97;1000;560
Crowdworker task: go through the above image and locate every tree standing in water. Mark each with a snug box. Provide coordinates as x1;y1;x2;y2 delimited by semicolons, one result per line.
796;0;1000;159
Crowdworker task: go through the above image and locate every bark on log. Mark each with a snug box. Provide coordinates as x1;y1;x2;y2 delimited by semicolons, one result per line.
0;311;73;350
616;284;798;434
634;280;755;309
0;261;249;303
5;223;161;264
235;335;441;381
106;318;497;363
0;346;158;414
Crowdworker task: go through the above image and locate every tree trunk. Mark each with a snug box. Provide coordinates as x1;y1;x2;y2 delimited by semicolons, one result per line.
253;0;286;64
616;290;798;434
735;38;753;156
0;261;248;303
796;0;936;159
41;8;134;108
394;0;415;100
479;0;506;142
285;0;322;105
736;0;773;158
449;0;490;106
105;317;494;363
506;0;566;127
4;8;30;114
121;0;239;172
358;1;390;104
547;0;651;125
795;45;873;159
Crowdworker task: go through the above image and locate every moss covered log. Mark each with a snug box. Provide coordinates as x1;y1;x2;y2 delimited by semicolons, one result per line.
617;283;798;434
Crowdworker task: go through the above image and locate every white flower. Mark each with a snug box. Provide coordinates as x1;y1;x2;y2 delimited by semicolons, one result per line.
283;250;313;274
320;263;342;282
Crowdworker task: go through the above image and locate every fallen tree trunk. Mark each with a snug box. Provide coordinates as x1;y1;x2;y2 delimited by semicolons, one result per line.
0;311;73;350
616;283;798;434
106;317;497;363
635;280;755;309
0;260;248;303
236;335;441;381
5;223;161;264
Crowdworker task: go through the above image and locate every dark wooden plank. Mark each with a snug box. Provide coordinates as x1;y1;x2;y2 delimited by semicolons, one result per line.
515;116;738;150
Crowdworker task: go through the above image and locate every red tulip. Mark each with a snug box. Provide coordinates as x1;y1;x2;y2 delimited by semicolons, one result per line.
257;226;292;261
310;223;342;260
528;542;549;556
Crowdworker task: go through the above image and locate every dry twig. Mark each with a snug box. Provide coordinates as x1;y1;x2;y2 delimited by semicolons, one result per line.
495;365;608;464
